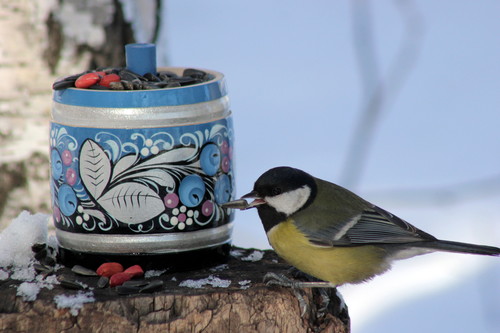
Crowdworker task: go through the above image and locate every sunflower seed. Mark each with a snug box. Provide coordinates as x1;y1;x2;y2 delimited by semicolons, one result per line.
122;280;149;287
116;285;141;295
34;263;53;274
144;72;161;82
71;265;98;276
58;275;86;290
221;199;249;210
121;80;134;90
140;280;164;293
109;81;124;90
166;81;181;88
131;79;143;90
97;276;109;288
183;68;206;79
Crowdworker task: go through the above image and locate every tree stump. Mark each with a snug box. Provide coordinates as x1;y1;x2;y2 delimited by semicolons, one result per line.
0;248;349;333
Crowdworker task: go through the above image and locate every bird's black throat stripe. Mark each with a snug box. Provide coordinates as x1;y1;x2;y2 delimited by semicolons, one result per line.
256;205;287;233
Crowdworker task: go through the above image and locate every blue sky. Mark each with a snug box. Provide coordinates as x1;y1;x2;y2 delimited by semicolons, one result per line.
152;1;499;331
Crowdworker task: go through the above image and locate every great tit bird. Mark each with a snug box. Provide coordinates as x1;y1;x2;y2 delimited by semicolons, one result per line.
224;166;500;286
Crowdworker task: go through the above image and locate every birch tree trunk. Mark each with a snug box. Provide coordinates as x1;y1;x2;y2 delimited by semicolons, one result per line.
0;0;138;229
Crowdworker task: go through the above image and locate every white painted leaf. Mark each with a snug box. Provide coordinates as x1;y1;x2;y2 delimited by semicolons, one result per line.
80;140;111;199
97;182;164;224
111;154;139;182
119;169;175;189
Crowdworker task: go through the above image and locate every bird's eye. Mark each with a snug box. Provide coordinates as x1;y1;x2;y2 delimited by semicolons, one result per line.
271;187;282;196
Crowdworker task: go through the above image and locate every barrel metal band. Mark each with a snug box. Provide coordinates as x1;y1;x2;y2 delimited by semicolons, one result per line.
51;97;230;128
56;223;233;254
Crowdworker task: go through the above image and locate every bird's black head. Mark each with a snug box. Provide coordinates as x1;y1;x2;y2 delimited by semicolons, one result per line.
242;166;317;232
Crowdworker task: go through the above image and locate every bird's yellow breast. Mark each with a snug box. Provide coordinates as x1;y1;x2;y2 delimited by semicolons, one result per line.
267;219;390;285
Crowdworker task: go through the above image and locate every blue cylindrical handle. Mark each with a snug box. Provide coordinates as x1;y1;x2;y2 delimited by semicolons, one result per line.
125;43;156;75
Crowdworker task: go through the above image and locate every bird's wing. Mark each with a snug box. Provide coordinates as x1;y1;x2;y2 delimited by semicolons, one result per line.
301;205;437;247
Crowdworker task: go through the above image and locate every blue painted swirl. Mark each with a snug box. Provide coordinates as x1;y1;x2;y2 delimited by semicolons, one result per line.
200;143;221;176
214;174;231;204
179;174;206;207
51;149;63;180
58;184;77;216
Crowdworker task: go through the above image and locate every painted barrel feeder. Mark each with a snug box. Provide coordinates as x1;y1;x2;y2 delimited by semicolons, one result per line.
50;44;234;269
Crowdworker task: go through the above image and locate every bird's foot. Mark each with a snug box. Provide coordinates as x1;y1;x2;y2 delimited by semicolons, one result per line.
263;273;309;316
264;272;336;289
264;272;300;288
263;272;337;317
316;288;331;318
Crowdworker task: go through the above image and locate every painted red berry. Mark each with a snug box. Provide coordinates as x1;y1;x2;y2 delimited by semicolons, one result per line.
220;141;229;154
75;73;101;88
202;200;214;216
164;193;179;208
99;74;121;88
61;149;72;166
221;156;230;173
65;168;77;186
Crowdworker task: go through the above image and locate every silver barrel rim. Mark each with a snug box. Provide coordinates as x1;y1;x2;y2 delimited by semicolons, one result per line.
56;223;233;254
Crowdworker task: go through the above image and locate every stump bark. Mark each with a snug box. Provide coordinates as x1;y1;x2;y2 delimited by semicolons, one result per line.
0;248;349;333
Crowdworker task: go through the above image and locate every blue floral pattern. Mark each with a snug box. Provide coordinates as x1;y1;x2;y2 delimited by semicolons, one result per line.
50;118;234;234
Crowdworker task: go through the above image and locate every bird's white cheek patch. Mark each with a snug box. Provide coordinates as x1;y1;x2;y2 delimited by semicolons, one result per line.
265;186;311;216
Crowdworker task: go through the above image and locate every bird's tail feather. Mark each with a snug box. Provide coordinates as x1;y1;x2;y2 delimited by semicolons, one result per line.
414;240;500;256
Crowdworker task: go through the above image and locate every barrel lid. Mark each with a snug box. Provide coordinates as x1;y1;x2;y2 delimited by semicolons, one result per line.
53;68;227;108
54;43;227;108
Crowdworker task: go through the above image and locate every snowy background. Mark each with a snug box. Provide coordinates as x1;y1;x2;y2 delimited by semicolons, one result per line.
153;1;499;332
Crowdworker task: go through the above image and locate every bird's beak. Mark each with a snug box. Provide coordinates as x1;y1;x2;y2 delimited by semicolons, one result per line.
221;190;266;210
241;190;266;209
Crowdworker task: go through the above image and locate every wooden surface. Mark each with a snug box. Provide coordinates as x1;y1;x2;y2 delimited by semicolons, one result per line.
0;248;349;333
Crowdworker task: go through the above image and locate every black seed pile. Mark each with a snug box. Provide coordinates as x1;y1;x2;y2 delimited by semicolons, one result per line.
52;68;215;91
